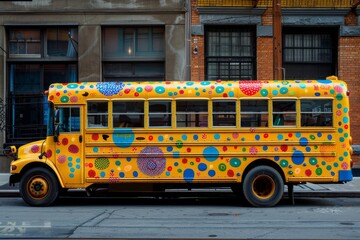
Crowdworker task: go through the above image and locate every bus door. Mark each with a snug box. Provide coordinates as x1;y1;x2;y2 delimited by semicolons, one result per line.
55;106;84;185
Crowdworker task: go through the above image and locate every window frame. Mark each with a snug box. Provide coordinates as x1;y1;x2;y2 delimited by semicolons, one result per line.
176;99;209;128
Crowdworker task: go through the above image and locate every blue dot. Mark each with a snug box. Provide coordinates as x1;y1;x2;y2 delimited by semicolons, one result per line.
214;134;220;140
158;136;164;141
203;146;219;162
182;135;188;140
93;147;99;153
193;135;199;140
277;134;283;140
155;86;165;94
198;163;207;171
317;132;322;137
328;134;332;140
300;137;308;146
274;156;280;161
296;133;301;138
133;171;138;177
292;150;305;165
263;146;268;151
255;135;260;140
100;171;105;177
119;172;125;178
343;117;349;124
184;169;195;183
208;170;216;177
167;146;173;152
69;173;74;178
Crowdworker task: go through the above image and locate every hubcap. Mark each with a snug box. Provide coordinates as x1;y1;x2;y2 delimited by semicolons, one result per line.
27;176;49;199
252;174;275;199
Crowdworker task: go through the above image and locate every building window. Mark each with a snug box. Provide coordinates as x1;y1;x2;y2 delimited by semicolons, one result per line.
6;27;78;145
102;26;165;81
283;28;337;79
205;26;256;80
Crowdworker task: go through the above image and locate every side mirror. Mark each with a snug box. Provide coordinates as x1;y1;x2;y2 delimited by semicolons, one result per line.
54;125;59;142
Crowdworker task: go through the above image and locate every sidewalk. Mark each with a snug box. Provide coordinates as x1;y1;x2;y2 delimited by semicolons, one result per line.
1;173;360;198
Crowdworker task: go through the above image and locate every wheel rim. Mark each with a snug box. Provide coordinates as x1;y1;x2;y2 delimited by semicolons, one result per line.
252;174;275;199
26;176;49;200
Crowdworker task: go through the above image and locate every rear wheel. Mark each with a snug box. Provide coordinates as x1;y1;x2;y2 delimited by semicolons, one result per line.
20;168;59;206
242;165;284;207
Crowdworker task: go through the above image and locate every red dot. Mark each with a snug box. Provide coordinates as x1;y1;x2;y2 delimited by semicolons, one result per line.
92;134;99;141
88;170;96;178
46;150;52;158
223;146;228;152
227;170;234;177
288;133;293;137
187;148;191;152
179;90;184;94
62;138;68;146
196;158;201;162
88;163;93;168
280;145;288;152
167;166;172;171
149;136;153;141
182;158;188;164
305;169;312;176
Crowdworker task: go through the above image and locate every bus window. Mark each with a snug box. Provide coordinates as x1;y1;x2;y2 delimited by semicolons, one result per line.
149;100;172;127
87;101;108;128
273;100;296;126
57;107;80;132
213;100;236;127
113;101;144;128
301;99;333;127
241;100;268;127
176;100;208;127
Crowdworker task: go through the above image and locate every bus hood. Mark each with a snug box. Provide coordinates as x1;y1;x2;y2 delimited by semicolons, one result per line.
17;140;46;160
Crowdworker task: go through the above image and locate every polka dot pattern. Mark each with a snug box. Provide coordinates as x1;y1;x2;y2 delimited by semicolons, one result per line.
44;79;353;183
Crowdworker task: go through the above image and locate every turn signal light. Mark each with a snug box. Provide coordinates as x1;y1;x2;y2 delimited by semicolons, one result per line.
11;165;17;171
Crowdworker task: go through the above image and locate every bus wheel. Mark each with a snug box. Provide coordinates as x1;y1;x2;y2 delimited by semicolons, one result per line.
20;168;59;206
243;166;284;207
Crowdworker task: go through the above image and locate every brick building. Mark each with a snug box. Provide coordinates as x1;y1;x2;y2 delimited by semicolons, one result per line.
0;0;359;172
190;0;360;169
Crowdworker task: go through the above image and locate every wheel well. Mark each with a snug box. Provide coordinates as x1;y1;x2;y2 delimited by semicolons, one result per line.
17;163;60;186
242;159;285;183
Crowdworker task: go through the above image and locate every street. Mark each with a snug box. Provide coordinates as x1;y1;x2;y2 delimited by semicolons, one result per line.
1;194;360;239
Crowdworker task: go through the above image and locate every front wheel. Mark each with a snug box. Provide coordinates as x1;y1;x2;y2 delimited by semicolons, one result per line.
242;166;284;207
20;168;59;206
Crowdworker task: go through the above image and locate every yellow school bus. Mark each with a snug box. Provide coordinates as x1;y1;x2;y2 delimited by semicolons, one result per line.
8;76;353;207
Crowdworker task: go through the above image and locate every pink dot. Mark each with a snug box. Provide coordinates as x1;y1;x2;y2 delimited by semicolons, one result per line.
58;155;66;164
31;145;40;153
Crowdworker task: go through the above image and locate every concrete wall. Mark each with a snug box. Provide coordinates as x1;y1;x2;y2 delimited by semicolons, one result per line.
0;0;186;172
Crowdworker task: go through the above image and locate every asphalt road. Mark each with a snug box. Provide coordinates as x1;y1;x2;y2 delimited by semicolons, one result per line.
1;195;360;239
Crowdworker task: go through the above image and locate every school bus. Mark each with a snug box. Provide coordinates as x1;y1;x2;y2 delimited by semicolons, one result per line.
8;76;353;207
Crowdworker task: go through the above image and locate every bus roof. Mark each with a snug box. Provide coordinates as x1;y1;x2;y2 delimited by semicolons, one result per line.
48;79;348;104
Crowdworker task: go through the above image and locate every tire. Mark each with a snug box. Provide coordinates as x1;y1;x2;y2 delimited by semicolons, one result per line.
20;167;59;207
242;165;284;207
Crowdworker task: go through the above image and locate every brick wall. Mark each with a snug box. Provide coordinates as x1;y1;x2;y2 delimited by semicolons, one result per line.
257;37;273;80
338;36;360;167
191;0;360;167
